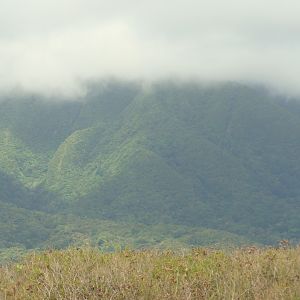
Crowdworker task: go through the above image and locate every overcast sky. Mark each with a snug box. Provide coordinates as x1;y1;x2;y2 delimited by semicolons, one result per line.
1;0;300;96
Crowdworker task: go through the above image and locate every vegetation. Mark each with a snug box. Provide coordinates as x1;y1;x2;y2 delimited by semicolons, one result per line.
1;80;300;254
0;199;250;263
0;245;299;299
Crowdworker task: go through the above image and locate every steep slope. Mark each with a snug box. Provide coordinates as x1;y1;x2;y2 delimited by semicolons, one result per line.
0;129;48;188
0;81;299;249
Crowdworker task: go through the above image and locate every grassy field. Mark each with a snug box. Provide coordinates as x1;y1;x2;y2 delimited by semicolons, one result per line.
0;245;299;299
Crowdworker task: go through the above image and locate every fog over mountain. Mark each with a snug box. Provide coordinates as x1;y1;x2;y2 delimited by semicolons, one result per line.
1;1;300;254
1;0;300;96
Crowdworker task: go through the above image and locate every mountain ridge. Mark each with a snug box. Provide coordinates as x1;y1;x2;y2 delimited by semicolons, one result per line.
0;81;300;256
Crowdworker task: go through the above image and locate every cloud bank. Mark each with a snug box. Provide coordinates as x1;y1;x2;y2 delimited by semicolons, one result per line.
1;0;300;96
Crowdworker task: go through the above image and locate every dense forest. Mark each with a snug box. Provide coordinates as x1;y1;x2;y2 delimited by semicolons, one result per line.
1;80;300;259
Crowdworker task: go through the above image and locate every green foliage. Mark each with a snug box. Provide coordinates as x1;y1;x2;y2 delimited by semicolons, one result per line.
0;81;300;255
0;199;250;263
0;129;48;187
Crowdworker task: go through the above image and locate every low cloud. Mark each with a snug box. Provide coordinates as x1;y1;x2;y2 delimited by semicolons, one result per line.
1;0;300;96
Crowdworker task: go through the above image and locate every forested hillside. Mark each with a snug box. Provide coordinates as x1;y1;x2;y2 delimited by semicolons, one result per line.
1;81;300;257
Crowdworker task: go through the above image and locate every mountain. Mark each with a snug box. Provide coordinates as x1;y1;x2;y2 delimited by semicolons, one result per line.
0;80;300;256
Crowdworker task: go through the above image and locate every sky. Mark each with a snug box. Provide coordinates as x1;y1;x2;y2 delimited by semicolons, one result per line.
1;0;300;96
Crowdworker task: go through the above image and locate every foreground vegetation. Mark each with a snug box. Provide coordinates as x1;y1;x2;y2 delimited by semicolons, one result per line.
0;245;299;299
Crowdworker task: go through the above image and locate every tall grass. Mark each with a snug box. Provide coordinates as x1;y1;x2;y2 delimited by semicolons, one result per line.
0;246;299;299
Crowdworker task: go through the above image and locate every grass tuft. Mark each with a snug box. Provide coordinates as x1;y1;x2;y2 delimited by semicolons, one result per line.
0;246;299;299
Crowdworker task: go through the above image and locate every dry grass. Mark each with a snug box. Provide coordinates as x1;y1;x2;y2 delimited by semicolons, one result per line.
0;246;299;299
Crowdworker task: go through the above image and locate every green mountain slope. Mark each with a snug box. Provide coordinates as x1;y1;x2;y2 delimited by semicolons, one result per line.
0;81;299;253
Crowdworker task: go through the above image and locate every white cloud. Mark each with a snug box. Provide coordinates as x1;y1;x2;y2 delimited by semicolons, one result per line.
1;0;300;96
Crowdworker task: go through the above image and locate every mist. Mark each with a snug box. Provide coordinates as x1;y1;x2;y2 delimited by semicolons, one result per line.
1;0;300;97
